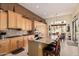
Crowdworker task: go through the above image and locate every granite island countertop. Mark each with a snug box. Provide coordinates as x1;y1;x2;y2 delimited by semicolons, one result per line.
29;37;55;44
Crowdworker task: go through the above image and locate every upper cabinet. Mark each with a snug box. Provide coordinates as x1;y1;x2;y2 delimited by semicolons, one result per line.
0;10;7;30
7;10;32;31
7;10;25;30
21;17;26;30
15;12;26;30
8;10;17;28
0;4;46;31
25;18;32;31
34;21;48;37
15;12;22;29
0;10;45;32
34;21;41;31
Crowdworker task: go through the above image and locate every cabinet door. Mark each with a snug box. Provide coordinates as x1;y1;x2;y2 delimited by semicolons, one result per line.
39;23;48;37
0;40;10;55
28;20;32;31
10;38;18;51
23;36;28;47
34;21;41;31
8;10;17;28
17;37;24;48
21;17;26;30
34;21;48;37
25;18;32;31
16;13;26;30
25;18;28;31
15;13;22;29
0;10;7;30
44;24;48;37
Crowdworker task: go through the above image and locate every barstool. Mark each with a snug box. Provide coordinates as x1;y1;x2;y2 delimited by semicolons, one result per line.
43;40;60;56
43;43;56;56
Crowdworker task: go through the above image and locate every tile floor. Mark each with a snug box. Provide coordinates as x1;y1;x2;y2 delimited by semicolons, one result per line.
6;40;79;56
60;40;79;56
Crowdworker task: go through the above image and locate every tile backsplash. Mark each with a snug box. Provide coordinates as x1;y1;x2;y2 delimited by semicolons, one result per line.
4;29;28;37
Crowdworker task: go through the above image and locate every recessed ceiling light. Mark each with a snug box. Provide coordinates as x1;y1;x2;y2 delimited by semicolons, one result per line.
36;5;39;8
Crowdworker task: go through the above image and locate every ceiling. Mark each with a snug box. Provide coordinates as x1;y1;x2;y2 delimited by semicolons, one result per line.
20;3;78;19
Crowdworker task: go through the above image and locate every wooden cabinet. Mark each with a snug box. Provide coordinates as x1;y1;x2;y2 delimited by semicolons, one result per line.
0;39;10;55
3;10;33;31
29;20;32;31
15;12;25;30
9;38;18;51
15;13;22;29
21;17;26;30
34;20;42;32
0;36;25;55
28;40;46;56
34;21;41;31
34;21;48;37
44;24;48;37
8;11;26;30
25;18;29;31
25;18;32;31
23;36;28;47
8;10;17;28
9;37;24;52
40;23;48;37
23;35;33;47
17;37;24;48
0;10;7;30
0;10;33;31
28;19;32;31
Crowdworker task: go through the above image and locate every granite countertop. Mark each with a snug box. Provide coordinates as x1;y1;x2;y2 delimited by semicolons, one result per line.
30;37;55;44
0;34;34;40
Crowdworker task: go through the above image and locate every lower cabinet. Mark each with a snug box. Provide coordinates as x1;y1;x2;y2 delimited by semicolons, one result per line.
10;37;24;52
28;40;46;56
0;39;10;55
23;36;28;48
0;36;25;55
17;37;24;48
9;38;18;52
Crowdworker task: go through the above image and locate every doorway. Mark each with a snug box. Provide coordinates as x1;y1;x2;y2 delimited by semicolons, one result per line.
72;15;79;43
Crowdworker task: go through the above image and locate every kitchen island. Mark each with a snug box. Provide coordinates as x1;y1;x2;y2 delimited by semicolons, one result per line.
28;37;55;56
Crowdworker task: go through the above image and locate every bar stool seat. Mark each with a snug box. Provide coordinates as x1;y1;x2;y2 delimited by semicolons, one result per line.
43;45;56;56
43;40;60;56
